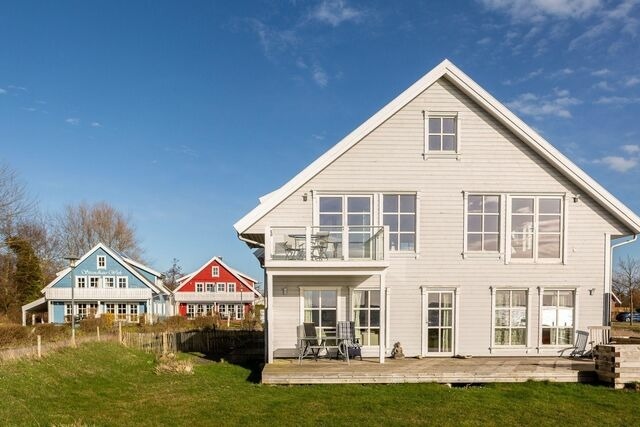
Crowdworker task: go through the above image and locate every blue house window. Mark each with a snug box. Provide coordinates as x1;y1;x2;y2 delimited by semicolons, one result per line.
97;255;106;269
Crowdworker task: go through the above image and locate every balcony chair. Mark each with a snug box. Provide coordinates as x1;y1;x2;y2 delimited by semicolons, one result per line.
336;321;362;364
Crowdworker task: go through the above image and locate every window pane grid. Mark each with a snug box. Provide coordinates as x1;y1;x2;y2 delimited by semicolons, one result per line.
353;290;380;346
428;117;457;152
383;194;416;252
542;290;574;346
511;196;563;260
467;195;500;252
494;290;527;346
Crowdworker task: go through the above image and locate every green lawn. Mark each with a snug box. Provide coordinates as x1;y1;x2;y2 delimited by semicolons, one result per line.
0;343;639;426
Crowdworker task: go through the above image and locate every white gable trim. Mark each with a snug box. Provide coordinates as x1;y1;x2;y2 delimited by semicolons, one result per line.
41;243;167;295
233;59;640;236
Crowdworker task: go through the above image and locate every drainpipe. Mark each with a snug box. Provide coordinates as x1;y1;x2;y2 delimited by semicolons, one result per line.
608;234;638;324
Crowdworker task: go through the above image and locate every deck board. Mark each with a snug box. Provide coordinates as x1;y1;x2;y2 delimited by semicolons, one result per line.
262;357;596;384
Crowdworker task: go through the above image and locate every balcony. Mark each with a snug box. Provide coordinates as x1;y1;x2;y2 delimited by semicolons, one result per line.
173;292;258;303
45;287;153;301
264;226;389;268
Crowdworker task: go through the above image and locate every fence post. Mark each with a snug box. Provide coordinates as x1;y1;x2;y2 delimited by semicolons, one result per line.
71;328;76;347
118;322;123;344
37;335;41;359
162;332;168;355
97;326;100;341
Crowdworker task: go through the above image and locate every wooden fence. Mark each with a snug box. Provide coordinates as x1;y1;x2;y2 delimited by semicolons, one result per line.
0;333;118;362
122;330;264;360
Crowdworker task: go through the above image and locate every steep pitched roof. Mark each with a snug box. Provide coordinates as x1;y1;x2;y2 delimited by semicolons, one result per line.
41;242;168;295
174;256;262;297
234;59;640;236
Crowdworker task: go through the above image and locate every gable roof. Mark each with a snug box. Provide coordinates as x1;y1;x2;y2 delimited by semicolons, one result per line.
174;256;262;297
42;242;168;295
234;59;640;236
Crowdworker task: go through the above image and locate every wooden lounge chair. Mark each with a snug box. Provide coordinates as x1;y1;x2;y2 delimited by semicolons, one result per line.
337;321;362;364
298;323;325;364
560;330;590;358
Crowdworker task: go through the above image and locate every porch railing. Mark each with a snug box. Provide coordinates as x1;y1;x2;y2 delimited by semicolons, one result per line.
265;225;388;262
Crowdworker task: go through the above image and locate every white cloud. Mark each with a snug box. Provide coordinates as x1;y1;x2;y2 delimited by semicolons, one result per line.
0;88;6;95
625;76;640;87
594;96;640;105
622;144;640;155
65;117;80;126
477;36;492;45
502;68;543;85
310;0;364;27
312;64;329;87
569;0;639;50
591;68;610;76
90;122;102;128
550;68;574;78
597;156;638;172
479;0;602;22
507;90;581;119
246;19;297;57
593;81;614;91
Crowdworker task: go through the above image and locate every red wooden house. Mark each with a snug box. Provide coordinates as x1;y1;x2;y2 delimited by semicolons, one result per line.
173;256;261;319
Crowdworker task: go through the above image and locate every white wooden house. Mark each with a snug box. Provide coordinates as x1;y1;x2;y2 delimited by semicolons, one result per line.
234;60;640;363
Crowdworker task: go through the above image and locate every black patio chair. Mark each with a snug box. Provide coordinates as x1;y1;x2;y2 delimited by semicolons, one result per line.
298;323;325;364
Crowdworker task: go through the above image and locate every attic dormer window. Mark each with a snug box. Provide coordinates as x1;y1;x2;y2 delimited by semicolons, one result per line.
97;255;106;269
424;112;460;159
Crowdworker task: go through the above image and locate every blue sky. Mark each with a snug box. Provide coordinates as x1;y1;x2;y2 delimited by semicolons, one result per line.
1;0;639;280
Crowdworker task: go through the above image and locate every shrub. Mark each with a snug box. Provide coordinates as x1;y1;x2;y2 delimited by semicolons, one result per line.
192;315;219;330
0;324;29;347
162;316;191;331
33;323;69;342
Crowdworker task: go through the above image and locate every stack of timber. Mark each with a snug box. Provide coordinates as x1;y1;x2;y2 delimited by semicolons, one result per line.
594;344;640;389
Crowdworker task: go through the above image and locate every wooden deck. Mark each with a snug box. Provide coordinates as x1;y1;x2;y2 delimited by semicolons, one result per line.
262;357;596;385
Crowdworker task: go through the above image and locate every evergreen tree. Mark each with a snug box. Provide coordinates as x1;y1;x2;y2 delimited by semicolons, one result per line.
6;236;44;304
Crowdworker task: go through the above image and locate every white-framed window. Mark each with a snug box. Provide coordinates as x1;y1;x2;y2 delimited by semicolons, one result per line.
77;303;88;319
227;283;236;293
76;276;87;288
352;290;380;346
466;195;500;253
212;266;219;277
542;290;574;346
186;304;195;318
235;304;244;320
104;277;115;288
510;196;564;262
97;255;106;269
117;277;128;288
206;283;215;292
105;303;115;314
218;304;228;318
89;276;100;288
217;283;226;292
117;304;127;321
196;304;205;316
426;114;458;153
205;304;214;315
302;289;337;336
317;195;373;259
195;283;204;293
494;290;527;346
129;304;138;322
65;303;73;318
382;194;416;252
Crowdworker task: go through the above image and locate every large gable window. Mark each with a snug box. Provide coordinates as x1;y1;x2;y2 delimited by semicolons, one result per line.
427;115;457;153
466;195;500;253
383;194;416;252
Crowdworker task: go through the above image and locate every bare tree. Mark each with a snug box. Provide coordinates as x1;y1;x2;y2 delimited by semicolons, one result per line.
56;202;143;260
0;163;34;236
163;258;183;291
613;256;640;325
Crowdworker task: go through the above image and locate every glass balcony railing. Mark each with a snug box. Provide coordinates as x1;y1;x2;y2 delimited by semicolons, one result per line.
266;226;387;262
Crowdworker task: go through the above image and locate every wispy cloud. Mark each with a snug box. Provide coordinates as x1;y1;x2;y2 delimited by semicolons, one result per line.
477;36;492;46
594;96;640;105
549;68;574;78
596;155;638;172
622;144;640;154
8;85;28;92
65;117;80;126
311;64;329;87
309;0;364;27
164;145;198;158
592;80;614;91
502;68;543;85
0;87;6;95
246;18;298;58
479;0;602;22
90;121;102;128
569;0;640;50
625;76;640;87
507;90;581;119
591;68;611;76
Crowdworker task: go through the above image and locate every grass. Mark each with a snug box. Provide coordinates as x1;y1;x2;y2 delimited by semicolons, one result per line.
0;343;639;426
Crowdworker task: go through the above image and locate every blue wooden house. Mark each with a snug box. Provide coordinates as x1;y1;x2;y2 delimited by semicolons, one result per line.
22;243;171;325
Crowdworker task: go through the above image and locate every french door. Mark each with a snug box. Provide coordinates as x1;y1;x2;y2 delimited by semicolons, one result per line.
425;291;455;355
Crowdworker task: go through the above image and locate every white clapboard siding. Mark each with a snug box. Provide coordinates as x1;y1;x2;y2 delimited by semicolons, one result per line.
255;77;629;357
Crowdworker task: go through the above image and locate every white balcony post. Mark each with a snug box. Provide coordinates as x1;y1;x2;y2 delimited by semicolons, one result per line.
342;226;349;261
305;226;312;261
264;226;272;261
266;271;274;364
379;271;386;364
383;225;390;261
